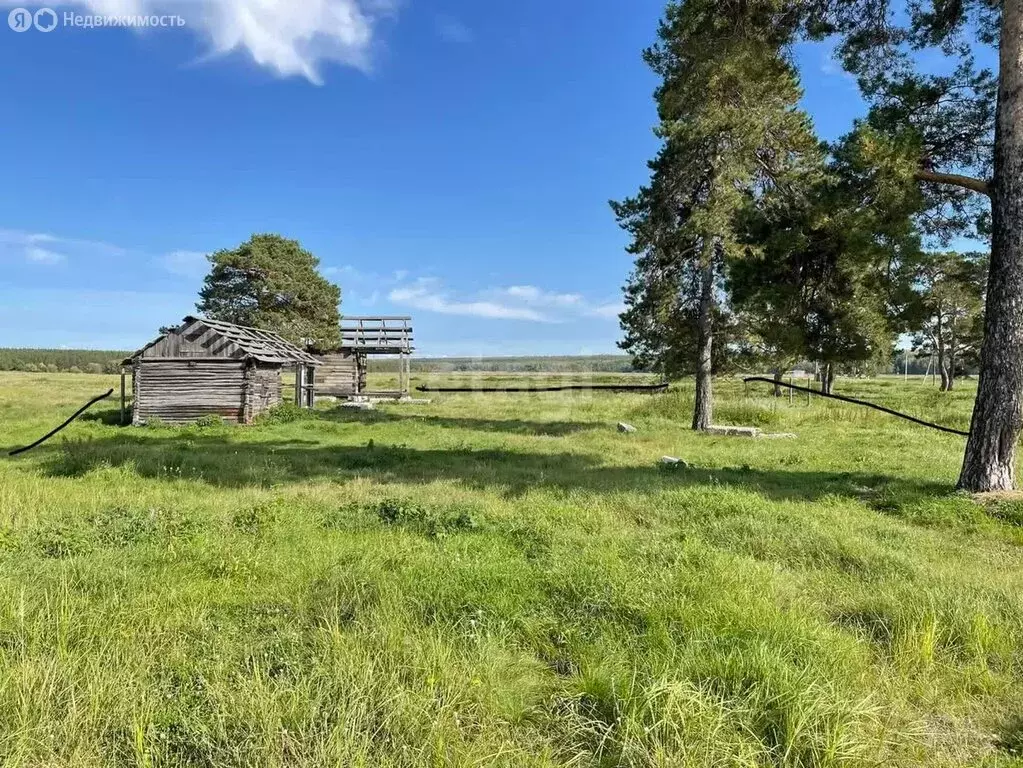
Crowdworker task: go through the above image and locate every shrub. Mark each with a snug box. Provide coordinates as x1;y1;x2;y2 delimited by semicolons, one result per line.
256;402;309;425
232;500;282;535
90;506;159;547
375;498;478;539
30;522;91;559
193;414;224;429
713;401;782;428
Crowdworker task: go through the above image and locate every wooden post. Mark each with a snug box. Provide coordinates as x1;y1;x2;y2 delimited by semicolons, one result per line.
295;364;304;407
305;366;315;408
120;370;127;425
788;376;793;405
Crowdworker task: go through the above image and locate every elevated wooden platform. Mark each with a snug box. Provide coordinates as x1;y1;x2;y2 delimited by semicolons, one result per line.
340;317;413;354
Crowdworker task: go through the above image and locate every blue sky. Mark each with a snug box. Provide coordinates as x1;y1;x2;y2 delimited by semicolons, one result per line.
0;0;866;356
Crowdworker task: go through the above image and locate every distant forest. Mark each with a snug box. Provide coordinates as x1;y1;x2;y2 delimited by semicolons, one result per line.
0;349;128;374
0;349;955;376
0;349;640;375
370;355;639;374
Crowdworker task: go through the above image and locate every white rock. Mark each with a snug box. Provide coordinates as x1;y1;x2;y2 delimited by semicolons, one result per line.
340;401;375;411
661;456;689;467
705;425;761;438
618;422;637;433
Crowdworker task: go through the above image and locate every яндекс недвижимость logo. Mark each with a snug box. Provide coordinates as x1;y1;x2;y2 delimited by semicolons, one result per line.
8;7;184;32
8;7;58;32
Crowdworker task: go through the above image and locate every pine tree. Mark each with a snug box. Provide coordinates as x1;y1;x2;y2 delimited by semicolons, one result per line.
197;234;342;350
907;252;988;391
612;0;820;430
808;0;1022;490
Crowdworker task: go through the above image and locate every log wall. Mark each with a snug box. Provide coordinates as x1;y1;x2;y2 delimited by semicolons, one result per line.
133;359;251;425
316;352;365;396
244;362;282;422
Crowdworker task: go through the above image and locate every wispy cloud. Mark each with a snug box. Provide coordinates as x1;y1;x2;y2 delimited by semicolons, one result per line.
160;249;209;279
496;285;623;319
587;301;625;319
0;0;397;84
819;43;856;84
25;247;65;265
434;14;473;44
0;228;127;266
390;279;549;321
388;278;622;323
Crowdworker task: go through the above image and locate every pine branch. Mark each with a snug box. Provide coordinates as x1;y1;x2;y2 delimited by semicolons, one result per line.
914;169;992;197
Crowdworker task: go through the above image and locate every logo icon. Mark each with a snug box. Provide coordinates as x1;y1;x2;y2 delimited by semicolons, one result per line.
34;7;57;31
8;8;32;31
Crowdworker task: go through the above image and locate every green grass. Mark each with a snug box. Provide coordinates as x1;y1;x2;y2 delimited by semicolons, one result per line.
0;371;1021;767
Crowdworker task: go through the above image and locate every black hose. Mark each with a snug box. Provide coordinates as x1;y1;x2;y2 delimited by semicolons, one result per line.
742;377;969;436
8;389;114;456
416;383;669;393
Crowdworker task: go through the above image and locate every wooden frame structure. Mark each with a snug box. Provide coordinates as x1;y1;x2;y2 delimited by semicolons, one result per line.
315;317;414;399
121;316;319;425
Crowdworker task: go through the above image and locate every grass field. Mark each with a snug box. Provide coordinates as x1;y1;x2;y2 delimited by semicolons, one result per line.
0;370;1021;767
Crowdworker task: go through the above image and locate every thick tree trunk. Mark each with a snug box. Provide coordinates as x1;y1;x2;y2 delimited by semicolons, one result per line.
772;368;783;397
959;0;1023;492
692;245;715;431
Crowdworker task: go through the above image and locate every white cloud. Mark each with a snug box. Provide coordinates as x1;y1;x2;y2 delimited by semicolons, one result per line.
0;229;108;266
0;228;125;259
25;247;65;265
434;14;472;44
503;285;584;308
0;0;395;83
160;249;209;279
587;302;625;319
387;278;623;323
390;280;549;322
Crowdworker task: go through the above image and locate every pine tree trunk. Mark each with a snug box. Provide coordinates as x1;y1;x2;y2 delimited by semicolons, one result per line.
773;368;783;397
692;246;715;431
958;0;1023;492
937;314;949;391
948;327;957;392
820;363;834;396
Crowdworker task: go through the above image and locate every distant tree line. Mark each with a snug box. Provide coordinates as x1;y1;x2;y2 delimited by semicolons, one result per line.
0;349;128;374
369;355;639;374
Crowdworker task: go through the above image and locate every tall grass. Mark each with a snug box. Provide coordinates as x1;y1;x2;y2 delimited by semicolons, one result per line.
0;372;1019;766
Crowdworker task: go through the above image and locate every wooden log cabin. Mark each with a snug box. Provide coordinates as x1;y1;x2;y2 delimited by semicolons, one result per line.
315;317;414;399
122;316;320;425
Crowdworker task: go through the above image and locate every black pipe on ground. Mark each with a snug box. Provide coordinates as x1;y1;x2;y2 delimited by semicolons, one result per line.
742;376;968;437
416;383;669;393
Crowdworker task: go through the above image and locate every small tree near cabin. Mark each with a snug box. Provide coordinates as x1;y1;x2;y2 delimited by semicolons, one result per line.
197;234;342;351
